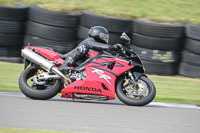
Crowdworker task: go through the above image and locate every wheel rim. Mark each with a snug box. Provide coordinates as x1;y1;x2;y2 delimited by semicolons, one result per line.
25;67;57;90
122;78;150;100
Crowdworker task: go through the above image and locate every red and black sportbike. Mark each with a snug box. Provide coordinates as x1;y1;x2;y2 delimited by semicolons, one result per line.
19;33;156;106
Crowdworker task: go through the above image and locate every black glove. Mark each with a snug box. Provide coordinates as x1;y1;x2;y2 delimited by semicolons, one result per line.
109;43;122;51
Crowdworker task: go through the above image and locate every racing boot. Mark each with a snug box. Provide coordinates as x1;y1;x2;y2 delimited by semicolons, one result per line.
59;57;74;72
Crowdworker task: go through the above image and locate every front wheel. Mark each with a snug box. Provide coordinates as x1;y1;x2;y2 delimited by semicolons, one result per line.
116;76;156;106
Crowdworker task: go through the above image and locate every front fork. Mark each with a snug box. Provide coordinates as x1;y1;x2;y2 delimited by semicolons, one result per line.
125;71;144;88
128;71;137;85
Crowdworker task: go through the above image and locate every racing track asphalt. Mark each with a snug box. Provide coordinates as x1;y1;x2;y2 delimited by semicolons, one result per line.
0;92;200;133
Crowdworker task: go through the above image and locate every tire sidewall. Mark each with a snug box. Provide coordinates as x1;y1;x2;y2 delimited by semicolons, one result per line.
116;76;156;106
19;65;61;100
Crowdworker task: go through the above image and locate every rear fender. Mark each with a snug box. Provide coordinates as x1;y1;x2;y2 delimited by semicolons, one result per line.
24;59;30;70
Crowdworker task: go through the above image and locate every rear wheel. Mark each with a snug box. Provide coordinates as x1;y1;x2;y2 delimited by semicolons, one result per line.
19;65;61;100
116;76;156;106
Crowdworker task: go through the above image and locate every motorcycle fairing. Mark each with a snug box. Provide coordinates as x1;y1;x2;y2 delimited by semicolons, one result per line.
61;57;133;100
87;51;99;57
23;46;135;100
24;47;100;66
24;46;64;65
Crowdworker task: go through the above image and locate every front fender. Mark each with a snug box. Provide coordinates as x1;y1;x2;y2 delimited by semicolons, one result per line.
131;62;145;80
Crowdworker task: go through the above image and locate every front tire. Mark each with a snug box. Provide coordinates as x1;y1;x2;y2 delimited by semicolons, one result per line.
19;65;61;100
116;76;156;106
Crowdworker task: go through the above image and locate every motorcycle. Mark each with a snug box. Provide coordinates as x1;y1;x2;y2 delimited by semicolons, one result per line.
19;33;156;106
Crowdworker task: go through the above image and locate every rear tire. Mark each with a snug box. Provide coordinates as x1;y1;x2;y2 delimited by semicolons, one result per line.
116;76;156;106
19;65;61;100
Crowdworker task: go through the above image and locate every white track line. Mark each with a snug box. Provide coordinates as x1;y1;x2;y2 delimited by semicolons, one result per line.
0;91;199;109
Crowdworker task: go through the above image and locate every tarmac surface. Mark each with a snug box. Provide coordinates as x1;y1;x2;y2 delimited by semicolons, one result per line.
0;92;200;133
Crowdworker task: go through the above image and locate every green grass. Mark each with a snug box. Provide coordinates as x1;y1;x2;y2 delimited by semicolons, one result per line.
1;0;200;24
0;128;78;133
149;75;200;105
0;61;200;105
16;0;200;25
0;62;23;92
0;0;18;6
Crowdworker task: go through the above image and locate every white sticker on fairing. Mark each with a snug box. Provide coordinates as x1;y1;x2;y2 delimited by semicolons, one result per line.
92;68;111;85
115;58;129;63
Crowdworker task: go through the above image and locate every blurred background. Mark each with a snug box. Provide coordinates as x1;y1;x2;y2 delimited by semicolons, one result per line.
0;0;200;132
1;0;200;24
0;0;200;105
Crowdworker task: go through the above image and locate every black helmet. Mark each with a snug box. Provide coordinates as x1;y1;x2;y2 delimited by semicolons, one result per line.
88;26;109;44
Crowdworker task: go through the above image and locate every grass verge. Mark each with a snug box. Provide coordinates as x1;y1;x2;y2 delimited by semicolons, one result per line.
16;0;200;25
0;62;23;92
0;127;78;133
149;75;200;105
0;61;200;105
0;0;18;6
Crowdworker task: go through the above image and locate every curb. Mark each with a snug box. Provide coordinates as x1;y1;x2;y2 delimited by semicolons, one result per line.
0;91;199;109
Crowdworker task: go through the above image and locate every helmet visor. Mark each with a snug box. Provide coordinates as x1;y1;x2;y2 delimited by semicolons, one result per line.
99;32;109;44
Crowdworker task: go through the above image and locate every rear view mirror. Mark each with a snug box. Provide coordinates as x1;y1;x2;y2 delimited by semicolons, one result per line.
120;32;130;45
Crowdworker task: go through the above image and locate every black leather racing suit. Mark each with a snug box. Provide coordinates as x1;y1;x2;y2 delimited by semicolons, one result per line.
59;37;111;69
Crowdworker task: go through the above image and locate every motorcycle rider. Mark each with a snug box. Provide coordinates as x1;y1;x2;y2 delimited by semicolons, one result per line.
58;26;120;71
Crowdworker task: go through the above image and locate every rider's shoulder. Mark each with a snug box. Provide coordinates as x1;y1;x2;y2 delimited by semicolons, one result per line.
85;37;95;41
77;37;93;47
80;37;94;43
80;37;95;45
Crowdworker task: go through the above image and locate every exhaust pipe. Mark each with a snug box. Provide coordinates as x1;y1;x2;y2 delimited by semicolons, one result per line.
22;48;54;71
21;48;71;84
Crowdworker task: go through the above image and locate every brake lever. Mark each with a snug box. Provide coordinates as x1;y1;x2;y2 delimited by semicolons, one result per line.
122;49;126;55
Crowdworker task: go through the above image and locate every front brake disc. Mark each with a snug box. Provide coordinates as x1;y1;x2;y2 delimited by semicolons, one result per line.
124;80;147;97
